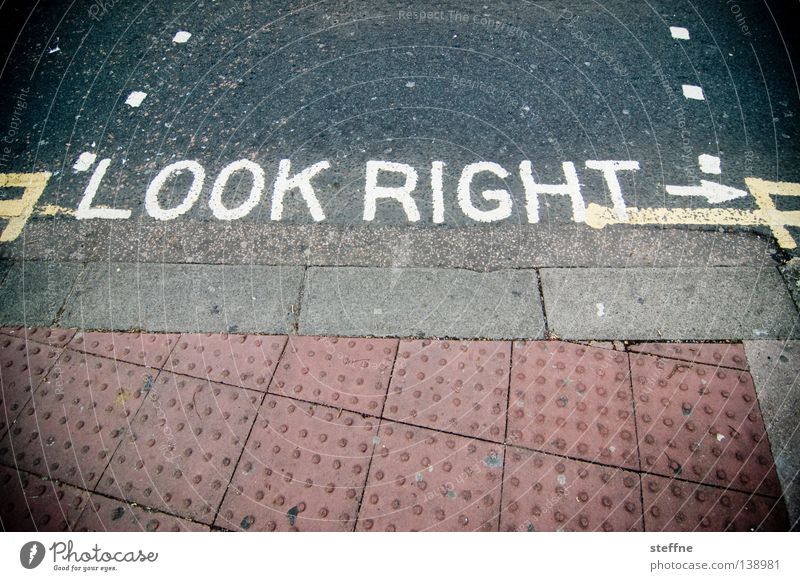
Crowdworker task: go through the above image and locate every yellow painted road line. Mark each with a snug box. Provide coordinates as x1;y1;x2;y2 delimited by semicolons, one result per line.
36;204;76;217
0;172;52;242
586;177;800;249
746;177;800;250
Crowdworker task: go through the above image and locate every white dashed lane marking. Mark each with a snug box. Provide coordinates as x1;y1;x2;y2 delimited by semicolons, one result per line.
124;91;147;107
670;26;690;40
682;84;705;100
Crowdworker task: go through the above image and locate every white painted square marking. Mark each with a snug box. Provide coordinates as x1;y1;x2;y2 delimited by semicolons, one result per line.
670;26;690;40
73;152;97;172
172;30;192;43
698;154;721;175
125;91;147;107
682;84;705;100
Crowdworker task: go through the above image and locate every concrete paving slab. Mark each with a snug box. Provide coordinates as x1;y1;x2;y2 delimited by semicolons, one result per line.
629;342;749;370
0;350;151;489
73;493;210;532
60;263;304;333
501;447;642;532
541;267;799;341
217;395;377;532
271;336;397;415
385;339;510;442
0;261;83;326
168;333;287;391
356;421;504;531
642;474;788;532
69;331;179;369
299;267;544;339
631;352;780;496
0;335;63;440
744;340;800;531
0;465;90;532
97;371;261;525
509;341;638;470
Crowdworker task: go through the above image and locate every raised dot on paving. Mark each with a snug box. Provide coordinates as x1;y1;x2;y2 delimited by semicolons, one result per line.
356;422;503;532
384;339;510;442
0;335;62;438
73;493;208;531
507;341;638;469
631;352;780;496
642;474;788;531
96;371;261;525
270;336;397;416
0;350;150;488
69;331;179;369
218;395;376;532
628;342;748;370
500;446;642;532
167;333;287;391
0;465;90;531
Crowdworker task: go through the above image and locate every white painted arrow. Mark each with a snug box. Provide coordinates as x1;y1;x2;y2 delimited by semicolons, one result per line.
666;180;748;204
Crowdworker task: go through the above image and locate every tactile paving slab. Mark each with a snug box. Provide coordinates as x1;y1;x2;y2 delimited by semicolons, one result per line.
0;350;150;488
500;447;642;532
97;371;260;525
629;342;748;370
1;335;62;438
356;422;503;531
1;326;76;348
73;493;209;531
0;465;90;531
167;333;287;391
642;475;789;531
384;340;510;442
508;341;638;469
631;353;780;496
70;331;179;369
218;395;376;532
270;336;397;416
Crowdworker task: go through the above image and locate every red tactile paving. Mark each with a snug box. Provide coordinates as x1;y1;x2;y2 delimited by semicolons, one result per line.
0;335;62;438
642;475;789;531
500;447;642;532
69;331;179;369
508;341;638;470
629;342;748;370
1;326;76;348
73;493;209;531
631;353;780;496
96;371;260;525
356;422;503;532
270;336;397;416
384;340;510;442
218;395;376;532
0;328;786;533
0;465;90;531
0;350;150;489
167;333;287;391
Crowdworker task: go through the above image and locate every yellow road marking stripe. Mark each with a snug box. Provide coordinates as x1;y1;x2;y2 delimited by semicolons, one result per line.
0;172;52;242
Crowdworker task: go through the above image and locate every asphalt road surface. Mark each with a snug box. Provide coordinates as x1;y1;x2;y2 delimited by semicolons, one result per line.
0;0;798;261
